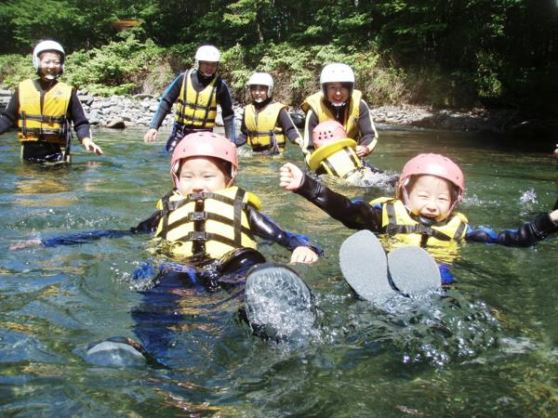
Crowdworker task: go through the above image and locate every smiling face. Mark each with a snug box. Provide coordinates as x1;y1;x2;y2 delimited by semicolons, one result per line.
250;85;269;103
325;82;350;106
38;51;63;80
405;175;454;222
198;61;218;77
176;157;230;195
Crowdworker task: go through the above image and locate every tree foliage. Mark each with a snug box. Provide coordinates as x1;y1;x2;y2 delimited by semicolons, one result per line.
0;0;556;112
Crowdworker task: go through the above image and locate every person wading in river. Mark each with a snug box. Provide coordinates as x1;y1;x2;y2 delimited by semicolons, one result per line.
236;72;303;156
301;63;378;159
143;45;237;153
0;40;103;163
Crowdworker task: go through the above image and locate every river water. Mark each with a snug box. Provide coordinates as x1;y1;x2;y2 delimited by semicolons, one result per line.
0;127;557;417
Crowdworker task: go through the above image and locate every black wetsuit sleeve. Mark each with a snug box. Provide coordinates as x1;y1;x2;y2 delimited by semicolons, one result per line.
247;207;322;255
149;73;183;129
295;173;383;231
465;213;558;247
130;210;163;234
38;211;162;247
357;100;378;146
217;80;235;120
69;89;91;141
278;108;301;143
0;91;18;134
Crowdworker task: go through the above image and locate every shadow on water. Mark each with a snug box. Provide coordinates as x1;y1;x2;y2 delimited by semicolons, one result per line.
0;128;557;416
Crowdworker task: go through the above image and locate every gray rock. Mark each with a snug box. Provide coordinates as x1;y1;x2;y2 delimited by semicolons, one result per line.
105;118;126;129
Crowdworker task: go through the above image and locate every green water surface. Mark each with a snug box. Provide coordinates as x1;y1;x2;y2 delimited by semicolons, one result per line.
0;128;556;417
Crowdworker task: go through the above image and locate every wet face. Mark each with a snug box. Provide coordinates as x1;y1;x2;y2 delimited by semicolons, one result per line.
198;61;218;77
38;52;62;80
250;85;269;103
325;82;350;106
405;175;454;222
176;157;229;195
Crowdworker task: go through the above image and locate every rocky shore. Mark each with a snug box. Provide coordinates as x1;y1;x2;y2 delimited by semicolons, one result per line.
1;89;555;141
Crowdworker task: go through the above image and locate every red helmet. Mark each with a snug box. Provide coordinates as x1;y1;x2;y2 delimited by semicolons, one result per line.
398;153;465;204
170;132;238;186
312;121;348;148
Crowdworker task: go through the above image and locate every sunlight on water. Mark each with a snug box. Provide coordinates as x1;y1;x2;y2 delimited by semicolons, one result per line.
0;128;557;416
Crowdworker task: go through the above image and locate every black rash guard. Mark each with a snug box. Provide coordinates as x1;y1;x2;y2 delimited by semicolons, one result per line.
295;174;558;247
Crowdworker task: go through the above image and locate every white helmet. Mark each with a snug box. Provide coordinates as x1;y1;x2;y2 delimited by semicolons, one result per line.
195;45;221;63
247;72;274;96
320;63;355;85
33;40;65;72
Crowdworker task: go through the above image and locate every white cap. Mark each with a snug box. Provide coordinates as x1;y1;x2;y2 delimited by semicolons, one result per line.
320;63;355;85
33;40;65;71
247;72;274;95
195;45;220;63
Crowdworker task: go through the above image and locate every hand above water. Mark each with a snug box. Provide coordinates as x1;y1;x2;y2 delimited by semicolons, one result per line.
290;246;319;264
144;128;158;143
81;137;103;155
279;162;304;191
9;238;42;251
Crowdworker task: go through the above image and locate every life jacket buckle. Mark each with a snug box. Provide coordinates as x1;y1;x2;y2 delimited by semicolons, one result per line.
189;231;208;241
189;211;208;221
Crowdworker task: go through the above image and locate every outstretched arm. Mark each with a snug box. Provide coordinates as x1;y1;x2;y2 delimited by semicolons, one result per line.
247;207;321;264
280;162;383;231
144;73;183;143
466;210;558;247
10;211;162;250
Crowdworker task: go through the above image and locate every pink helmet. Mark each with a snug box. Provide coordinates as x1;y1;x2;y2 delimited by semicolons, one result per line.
312;121;348;148
170;132;238;186
397;153;465;203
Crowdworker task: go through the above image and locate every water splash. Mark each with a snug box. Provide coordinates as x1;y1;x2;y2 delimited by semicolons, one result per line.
519;188;538;206
345;290;501;367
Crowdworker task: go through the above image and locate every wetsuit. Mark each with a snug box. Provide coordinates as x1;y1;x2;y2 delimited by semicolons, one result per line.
0;79;91;162
38;189;320;285
236;97;301;154
149;70;236;152
36;189;320;366
295;174;558;283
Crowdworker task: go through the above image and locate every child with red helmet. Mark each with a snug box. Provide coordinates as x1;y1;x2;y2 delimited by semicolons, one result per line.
11;132;321;364
280;154;558;300
13;131;319;266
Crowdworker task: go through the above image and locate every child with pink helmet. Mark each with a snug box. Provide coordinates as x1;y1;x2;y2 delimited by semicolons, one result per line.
12;132;321;365
280;154;558;301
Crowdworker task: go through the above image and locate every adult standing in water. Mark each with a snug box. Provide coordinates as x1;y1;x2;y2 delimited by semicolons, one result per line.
301;63;378;158
0;40;103;163
143;45;236;153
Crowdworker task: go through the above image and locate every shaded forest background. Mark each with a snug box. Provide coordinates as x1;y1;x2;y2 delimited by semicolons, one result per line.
0;0;557;117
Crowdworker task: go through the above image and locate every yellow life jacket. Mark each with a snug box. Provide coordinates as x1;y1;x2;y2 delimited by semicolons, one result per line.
371;197;469;263
175;69;218;129
17;79;72;145
155;186;262;261
301;90;362;139
244;102;286;152
306;138;362;178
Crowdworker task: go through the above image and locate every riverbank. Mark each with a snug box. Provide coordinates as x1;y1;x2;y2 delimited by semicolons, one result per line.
1;90;556;143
